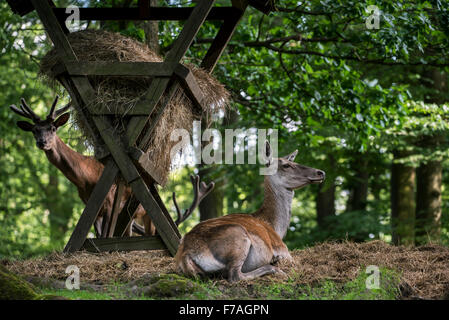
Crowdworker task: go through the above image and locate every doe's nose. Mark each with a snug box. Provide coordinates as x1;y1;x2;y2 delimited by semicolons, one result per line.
316;170;325;178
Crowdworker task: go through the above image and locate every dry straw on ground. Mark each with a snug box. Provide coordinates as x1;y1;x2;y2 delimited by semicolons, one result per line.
4;241;449;299
40;29;230;182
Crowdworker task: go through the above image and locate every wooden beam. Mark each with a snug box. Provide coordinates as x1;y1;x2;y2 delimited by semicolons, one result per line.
201;2;248;72
165;1;216;63
130;178;180;255
30;0;77;61
174;64;206;111
94;117;141;184
149;183;181;239
136;83;180;152
65;61;174;77
129;147;166;186
82;236;166;253
52;7;238;21
107;181;126;238
64;159;119;253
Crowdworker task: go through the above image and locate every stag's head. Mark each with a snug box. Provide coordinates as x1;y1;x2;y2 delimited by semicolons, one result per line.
264;141;325;190
10;96;71;150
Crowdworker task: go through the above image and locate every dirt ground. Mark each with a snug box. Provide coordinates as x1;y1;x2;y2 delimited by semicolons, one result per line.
3;240;449;299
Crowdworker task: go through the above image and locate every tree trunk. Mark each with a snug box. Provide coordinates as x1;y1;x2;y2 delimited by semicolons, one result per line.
142;0;159;54
198;166;224;222
416;160;442;244
316;181;336;228
391;151;415;246
346;153;369;212
415;68;446;244
198;109;238;221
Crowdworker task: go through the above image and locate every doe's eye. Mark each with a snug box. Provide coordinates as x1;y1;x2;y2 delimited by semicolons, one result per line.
282;163;290;168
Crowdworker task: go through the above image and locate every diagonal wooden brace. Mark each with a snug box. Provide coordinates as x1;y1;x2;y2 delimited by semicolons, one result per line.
64;159;119;253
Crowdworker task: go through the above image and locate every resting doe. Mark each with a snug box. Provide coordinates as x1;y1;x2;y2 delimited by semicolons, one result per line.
175;141;325;282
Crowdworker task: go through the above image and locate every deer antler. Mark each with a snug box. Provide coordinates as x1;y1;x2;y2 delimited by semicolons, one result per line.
10;98;41;122
173;175;215;225
10;96;71;122
47;95;59;120
54;101;72;118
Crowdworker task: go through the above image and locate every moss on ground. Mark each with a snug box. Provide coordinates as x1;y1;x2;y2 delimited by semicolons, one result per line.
34;267;402;300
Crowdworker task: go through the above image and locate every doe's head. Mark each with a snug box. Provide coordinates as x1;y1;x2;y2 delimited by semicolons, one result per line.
10;96;71;150
264;141;325;190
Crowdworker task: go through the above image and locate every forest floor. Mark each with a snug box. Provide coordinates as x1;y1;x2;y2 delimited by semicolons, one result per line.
2;240;449;300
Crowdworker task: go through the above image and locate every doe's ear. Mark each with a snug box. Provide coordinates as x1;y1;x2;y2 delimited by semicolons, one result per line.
284;150;298;162
54;113;70;128
17;121;34;132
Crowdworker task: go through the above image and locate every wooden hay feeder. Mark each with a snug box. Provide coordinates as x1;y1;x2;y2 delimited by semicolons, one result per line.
6;0;274;256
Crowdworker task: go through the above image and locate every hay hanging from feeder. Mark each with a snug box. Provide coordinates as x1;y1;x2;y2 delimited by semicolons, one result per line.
39;30;230;184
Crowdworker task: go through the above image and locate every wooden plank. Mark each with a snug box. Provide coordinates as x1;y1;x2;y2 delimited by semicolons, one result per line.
107;180;126;238
138;0;150;18
65;61;173;77
149;183;181;238
82;236;166;253
136;83;180;152
6;0;34;16
125;77;171;146
31;0;77;61
93;116;141;184
201;2;248;72
64;159;119;253
52;7;239;21
165;1;216;63
175;64;206;110
129;147;165;186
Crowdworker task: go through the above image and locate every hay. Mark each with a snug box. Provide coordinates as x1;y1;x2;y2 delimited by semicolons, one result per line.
40;30;230;182
4;241;449;299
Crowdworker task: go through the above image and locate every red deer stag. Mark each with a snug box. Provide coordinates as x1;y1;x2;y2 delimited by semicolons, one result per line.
11;96;214;238
175;141;325;282
10;96;155;237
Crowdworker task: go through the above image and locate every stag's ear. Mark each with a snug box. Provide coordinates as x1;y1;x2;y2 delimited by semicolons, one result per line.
265;140;273;166
17;121;34;132
284;150;298;162
54;113;70;128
